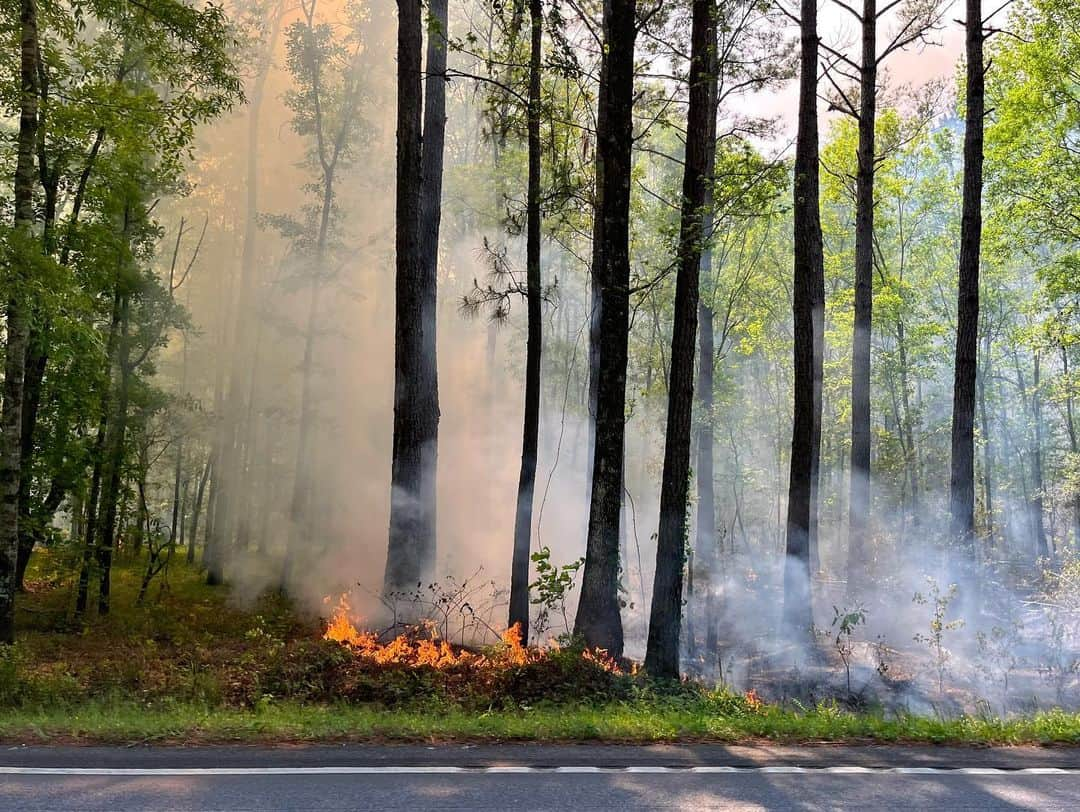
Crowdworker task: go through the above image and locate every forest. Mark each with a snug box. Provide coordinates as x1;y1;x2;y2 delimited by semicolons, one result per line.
0;0;1078;740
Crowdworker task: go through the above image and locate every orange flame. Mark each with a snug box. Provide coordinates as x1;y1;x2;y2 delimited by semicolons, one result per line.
321;594;620;674
322;594;472;668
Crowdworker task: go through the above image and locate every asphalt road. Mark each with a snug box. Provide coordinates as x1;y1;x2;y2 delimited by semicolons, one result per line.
2;744;1078;811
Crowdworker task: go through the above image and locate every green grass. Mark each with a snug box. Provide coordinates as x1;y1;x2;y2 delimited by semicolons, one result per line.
2;697;1079;746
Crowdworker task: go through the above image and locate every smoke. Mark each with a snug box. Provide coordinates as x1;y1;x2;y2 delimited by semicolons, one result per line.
153;0;1079;714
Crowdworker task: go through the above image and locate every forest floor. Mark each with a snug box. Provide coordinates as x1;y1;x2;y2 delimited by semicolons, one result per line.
2;552;1079;747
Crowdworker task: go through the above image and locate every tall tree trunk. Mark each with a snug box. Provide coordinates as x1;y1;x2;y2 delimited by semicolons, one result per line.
898;318;920;532
644;0;715;680
14;343;47;589
979;332;995;537
386;0;440;593
75;288;123;616
417;0;447;578
782;0;824;639
949;0;985;556
1062;345;1080;549
97;293;133;616
1032;351;1049;559
0;0;41;644
585;0;611;490
697;296;718;663
508;0;544;640
170;436;184;555
847;0;877;600
573;0;636;659
695;51;722;642
188;455;212;565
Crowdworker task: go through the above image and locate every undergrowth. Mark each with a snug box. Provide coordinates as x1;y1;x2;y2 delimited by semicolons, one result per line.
2;552;1079;746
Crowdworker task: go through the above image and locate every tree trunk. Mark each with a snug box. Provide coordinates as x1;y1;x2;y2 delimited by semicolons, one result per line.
697;296;718;662
949;0;985;555
386;0;440;594
644;0;715;679
847;0;877;600
14;342;47;590
75;288;123;616
1062;345;1080;549
170;433;184;555
573;0;636;659
979;332;995;537
508;0;544;641
0;0;41;644
1032;352;1049;559
188;455;212;565
782;0;824;640
97;293;133;616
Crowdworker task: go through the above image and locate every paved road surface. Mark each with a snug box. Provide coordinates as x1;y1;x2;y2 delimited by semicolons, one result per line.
2;743;1078;810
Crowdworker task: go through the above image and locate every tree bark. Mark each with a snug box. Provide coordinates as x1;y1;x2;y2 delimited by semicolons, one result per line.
14;342;47;590
508;0;544;640
573;0;636;659
0;0;41;644
782;0;824;640
1062;345;1080;549
696;296;718;662
847;0;877;600
1015;349;1049;560
75;289;121;616
979;331;994;537
949;0;984;555
188;455;212;565
645;0;716;679
96;292;133;616
386;0;440;593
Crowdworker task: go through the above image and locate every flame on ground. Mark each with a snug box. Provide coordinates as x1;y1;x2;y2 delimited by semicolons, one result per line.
321;593;615;672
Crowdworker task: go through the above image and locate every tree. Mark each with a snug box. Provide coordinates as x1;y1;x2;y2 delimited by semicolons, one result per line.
573;0;637;658
645;0;718;680
0;0;41;643
781;0;824;640
949;0;986;554
508;0;545;640
818;0;945;597
386;0;441;595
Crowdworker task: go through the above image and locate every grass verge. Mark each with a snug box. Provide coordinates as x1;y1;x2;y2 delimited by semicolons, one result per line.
2;699;1079;746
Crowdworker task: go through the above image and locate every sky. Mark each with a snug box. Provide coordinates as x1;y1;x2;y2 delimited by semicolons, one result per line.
758;0;978;146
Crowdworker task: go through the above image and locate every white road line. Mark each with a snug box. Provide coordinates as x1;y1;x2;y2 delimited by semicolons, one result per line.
0;766;1076;776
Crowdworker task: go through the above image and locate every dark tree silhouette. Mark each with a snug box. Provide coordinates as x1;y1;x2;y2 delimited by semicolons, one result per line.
386;0;442;594
949;0;984;555
0;0;40;643
508;0;544;640
574;0;637;658
781;0;824;639
645;0;718;679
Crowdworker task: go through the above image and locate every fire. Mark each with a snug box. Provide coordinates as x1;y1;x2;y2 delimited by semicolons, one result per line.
321;593;478;668
323;595;372;647
321;594;617;673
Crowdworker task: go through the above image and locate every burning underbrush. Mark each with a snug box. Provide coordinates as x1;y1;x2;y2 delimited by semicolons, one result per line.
249;595;636;710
